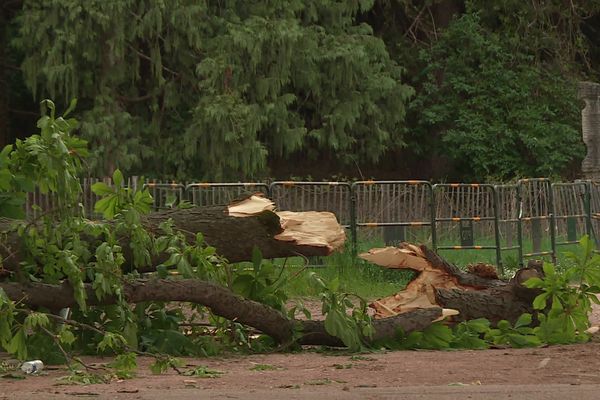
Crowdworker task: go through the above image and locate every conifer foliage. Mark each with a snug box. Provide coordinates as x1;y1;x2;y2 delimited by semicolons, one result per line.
15;0;413;179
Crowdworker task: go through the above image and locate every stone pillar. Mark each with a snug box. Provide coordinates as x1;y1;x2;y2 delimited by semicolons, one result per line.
579;81;600;179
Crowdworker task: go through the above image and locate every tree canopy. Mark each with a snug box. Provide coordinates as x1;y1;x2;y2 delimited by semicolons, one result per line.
2;0;600;181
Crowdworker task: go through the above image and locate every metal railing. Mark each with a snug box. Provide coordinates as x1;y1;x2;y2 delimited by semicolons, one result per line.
433;184;503;274
518;178;556;263
350;181;436;256
186;183;269;207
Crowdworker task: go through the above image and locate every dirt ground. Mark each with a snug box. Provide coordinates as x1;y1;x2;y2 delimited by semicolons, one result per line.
3;344;600;399
2;302;600;399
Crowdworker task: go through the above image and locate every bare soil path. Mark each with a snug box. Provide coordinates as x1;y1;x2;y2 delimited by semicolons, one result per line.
3;343;600;399
2;301;600;399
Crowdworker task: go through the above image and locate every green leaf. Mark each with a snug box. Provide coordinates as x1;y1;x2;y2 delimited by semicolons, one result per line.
251;246;263;273
156;265;169;279
58;327;76;345
232;274;256;298
542;262;556;277
91;182;114;196
110;352;137;379
63;98;78;118
465;318;491;332
533;293;549;310
95;195;118;219
24;312;50;330
515;313;532;328
329;277;340;293
6;329;27;360
523;277;544;288
112;169;124;188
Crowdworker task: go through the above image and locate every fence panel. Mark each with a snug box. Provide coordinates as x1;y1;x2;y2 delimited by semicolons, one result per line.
495;184;523;267
186;183;269;207
518;178;556;262
433;184;502;273
351;181;435;254
269;181;352;227
584;180;600;248
552;182;590;249
144;182;186;210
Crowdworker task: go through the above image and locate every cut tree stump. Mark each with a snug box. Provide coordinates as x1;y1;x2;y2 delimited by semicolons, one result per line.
361;243;541;325
0;194;346;273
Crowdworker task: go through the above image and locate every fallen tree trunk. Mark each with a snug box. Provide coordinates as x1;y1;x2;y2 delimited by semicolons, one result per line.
0;194;346;272
0;279;442;346
361;244;541;325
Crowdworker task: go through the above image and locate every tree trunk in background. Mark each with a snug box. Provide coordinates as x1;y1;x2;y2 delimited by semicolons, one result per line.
431;0;464;35
0;11;9;148
429;0;464;178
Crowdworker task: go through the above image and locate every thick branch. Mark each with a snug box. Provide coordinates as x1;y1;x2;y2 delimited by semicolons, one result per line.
0;195;346;272
361;244;540;325
0;279;441;346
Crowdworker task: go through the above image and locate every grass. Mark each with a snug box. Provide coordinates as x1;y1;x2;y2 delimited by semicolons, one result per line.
274;249;413;300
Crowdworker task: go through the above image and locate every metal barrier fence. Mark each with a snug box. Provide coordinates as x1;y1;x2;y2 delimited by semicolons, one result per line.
433;184;503;274
587;181;600;246
186;183;269;207
269;181;352;227
495;183;523;268
552;182;590;248
144;182;186;210
518;178;556;263
350;181;436;255
24;177;600;273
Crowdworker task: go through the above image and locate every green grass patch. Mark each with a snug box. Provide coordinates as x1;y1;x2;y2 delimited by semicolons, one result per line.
274;249;412;300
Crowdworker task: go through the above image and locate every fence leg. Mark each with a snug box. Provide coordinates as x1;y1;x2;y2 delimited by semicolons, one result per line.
492;187;504;276
350;194;358;264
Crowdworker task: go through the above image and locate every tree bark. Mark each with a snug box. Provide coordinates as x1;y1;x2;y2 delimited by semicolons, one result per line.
0;278;442;346
0;195;346;272
361;244;540;325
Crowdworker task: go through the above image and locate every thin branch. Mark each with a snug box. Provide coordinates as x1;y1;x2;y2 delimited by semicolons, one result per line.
39;325;76;371
403;5;427;42
117;93;154;103
126;44;180;77
8;108;39;117
31;309;183;374
0;62;20;72
428;6;438;41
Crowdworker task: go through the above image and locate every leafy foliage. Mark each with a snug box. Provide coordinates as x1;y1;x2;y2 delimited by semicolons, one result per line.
411;13;583;180
310;272;373;351
231;247;289;312
484;315;541;348
525;235;600;344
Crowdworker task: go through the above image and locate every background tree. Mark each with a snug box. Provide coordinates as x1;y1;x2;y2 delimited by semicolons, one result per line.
3;0;600;181
13;0;413;180
409;13;583;180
